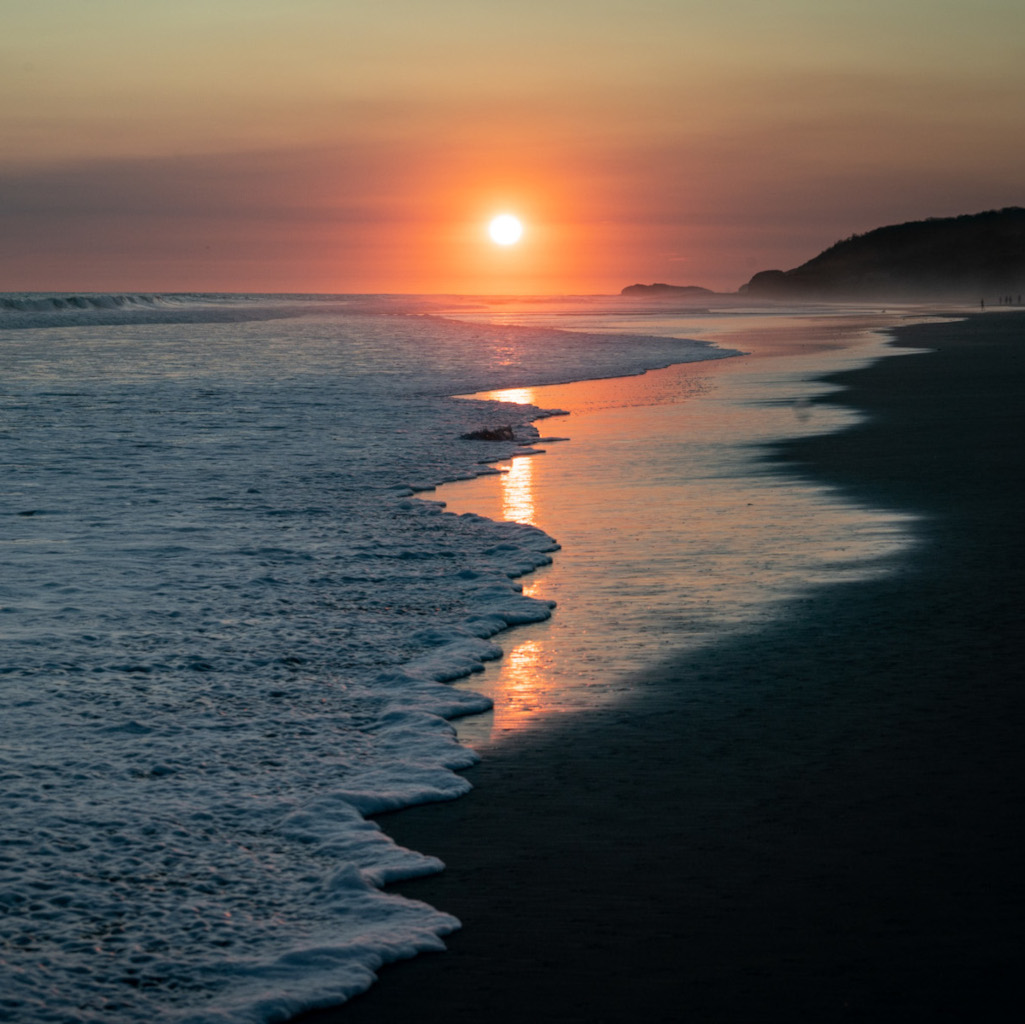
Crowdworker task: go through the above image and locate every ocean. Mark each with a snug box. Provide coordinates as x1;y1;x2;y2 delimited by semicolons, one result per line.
1;293;741;1023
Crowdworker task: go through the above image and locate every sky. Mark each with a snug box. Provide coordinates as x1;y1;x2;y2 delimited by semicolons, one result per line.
2;0;1023;294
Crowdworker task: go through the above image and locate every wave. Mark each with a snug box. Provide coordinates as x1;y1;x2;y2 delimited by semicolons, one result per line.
0;292;340;331
1;292;179;312
0;292;515;333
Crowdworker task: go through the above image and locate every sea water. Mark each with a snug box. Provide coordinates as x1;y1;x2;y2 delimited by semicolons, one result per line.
0;294;736;1023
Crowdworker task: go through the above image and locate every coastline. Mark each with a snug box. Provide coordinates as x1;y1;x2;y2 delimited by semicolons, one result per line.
294;311;1025;1021
437;310;930;744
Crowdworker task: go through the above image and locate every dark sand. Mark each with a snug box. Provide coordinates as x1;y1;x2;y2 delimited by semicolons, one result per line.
296;312;1025;1022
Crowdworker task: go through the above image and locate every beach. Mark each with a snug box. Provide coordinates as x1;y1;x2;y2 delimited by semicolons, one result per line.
295;310;1025;1022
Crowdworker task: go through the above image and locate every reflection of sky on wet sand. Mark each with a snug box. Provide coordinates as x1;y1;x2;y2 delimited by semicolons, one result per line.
442;313;931;747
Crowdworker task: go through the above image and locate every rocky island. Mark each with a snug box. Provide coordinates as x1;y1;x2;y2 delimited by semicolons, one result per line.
620;283;715;297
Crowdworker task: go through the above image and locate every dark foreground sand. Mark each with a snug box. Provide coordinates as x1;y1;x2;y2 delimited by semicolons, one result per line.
297;312;1025;1023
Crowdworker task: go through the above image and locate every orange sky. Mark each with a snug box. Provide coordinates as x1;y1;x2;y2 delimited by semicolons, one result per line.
2;1;1023;294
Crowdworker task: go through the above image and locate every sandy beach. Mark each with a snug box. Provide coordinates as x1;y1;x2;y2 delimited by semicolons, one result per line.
295;310;1025;1023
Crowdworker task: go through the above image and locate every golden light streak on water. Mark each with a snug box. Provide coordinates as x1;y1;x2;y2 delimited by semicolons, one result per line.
488;386;536;405
500;455;537;525
501;639;545;712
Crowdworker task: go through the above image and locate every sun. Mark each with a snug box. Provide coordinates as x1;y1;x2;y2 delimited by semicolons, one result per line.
489;214;523;246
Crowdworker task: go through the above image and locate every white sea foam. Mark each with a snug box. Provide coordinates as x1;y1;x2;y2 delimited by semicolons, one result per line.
0;295;734;1022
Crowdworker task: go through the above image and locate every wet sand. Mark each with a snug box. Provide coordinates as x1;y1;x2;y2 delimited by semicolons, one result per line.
438;312;926;744
295;311;1025;1022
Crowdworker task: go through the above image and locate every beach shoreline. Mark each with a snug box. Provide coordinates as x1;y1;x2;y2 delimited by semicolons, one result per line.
294;310;1025;1022
436;309;934;745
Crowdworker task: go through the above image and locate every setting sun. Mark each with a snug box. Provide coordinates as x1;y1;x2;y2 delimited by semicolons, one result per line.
489;214;524;246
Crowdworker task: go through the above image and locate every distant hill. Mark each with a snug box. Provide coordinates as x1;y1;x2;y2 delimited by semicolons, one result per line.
621;283;715;297
743;208;1025;300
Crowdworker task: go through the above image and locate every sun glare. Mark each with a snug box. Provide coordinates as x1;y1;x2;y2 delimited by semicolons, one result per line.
489;214;523;245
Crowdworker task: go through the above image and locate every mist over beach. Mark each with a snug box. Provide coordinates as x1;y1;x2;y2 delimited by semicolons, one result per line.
3;1;1025;1022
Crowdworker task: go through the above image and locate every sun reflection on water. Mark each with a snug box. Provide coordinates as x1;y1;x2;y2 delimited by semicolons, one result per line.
454;630;556;746
503;639;546;711
488;386;536;405
500;455;537;526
